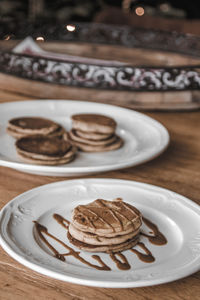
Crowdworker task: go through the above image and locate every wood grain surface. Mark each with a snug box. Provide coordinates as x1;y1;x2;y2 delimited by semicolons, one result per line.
0;91;199;300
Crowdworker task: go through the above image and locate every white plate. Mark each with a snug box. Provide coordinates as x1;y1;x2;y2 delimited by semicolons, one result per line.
0;178;200;288
0;100;169;176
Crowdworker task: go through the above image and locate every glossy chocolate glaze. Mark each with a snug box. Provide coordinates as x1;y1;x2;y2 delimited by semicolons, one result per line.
73;199;142;235
33;213;167;271
53;213;69;229
130;242;155;263
109;252;131;270
141;217;167;245
34;221;110;271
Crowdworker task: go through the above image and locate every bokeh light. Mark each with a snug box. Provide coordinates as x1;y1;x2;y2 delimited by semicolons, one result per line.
66;25;76;32
36;36;45;41
4;35;11;41
135;7;145;16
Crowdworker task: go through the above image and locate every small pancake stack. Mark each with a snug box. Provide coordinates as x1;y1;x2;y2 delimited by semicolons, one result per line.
7;117;65;139
7;117;76;165
15;135;76;165
68;114;123;152
68;199;142;253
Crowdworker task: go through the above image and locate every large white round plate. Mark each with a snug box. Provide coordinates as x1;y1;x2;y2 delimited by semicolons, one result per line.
0;100;169;176
0;178;200;288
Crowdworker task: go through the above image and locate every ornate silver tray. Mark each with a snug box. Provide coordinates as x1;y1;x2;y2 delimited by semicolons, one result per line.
1;23;200;110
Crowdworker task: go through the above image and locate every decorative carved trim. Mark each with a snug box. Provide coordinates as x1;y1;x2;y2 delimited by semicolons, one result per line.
1;51;200;91
1;23;200;91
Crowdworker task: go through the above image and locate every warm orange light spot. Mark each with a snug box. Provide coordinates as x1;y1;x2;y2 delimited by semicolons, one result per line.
135;7;145;16
4;35;11;41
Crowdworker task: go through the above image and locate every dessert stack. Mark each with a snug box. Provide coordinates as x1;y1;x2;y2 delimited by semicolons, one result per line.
7;116;77;165
68;199;142;253
7;117;65;138
68;114;123;152
15;135;77;165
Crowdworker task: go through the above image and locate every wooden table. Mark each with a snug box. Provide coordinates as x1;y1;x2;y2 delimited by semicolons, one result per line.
0;91;200;300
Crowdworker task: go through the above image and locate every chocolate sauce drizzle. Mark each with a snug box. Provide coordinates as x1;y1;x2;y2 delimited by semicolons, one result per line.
33;213;167;271
53;213;69;229
95;199;124;231
108;252;131;270
75;199;140;234
130;242;155;263
34;221;110;270
141;217;167;245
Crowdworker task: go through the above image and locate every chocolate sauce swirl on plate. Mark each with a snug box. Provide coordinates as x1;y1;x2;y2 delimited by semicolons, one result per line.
141;217;167;245
33;213;167;271
34;221;110;271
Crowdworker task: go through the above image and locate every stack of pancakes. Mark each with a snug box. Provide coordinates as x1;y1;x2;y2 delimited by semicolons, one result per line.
68;114;123;152
16;135;76;165
7;117;77;165
68;199;142;253
7;117;65;139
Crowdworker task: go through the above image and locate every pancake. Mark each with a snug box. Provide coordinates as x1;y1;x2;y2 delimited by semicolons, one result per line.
16;152;75;165
7;125;66;139
69;223;140;245
69;135;123;152
76;129;112;141
69;129;117;146
46;126;66;138
68;199;142;253
15;135;77;165
72;114;116;134
67;231;140;253
71;199;142;237
69;113;123;152
7;117;64;138
17;152;75;166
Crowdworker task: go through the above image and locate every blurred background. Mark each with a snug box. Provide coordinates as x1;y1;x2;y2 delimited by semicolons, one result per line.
1;0;200;39
0;0;200;110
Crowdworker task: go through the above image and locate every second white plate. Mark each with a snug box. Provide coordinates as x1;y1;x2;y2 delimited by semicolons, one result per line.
0;178;200;288
0;100;169;176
